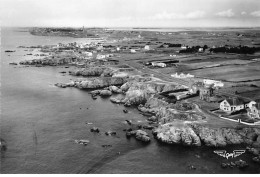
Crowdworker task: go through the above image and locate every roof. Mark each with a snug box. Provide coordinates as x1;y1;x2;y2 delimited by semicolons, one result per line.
255;99;260;103
225;98;245;106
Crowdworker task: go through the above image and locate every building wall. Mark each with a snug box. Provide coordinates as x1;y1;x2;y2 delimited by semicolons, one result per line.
220;100;231;111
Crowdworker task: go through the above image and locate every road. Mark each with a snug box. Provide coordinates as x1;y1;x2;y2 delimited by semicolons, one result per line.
124;61;190;86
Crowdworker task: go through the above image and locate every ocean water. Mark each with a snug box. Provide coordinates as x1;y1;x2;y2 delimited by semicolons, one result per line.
1;27;259;174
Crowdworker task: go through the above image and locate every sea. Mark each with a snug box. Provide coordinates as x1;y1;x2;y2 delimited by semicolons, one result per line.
1;27;259;174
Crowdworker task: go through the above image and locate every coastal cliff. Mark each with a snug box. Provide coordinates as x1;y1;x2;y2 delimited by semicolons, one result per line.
153;122;260;147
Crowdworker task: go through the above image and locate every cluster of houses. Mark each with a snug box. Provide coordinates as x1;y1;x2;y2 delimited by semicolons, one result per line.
220;98;260;119
189;80;259;120
171;73;194;79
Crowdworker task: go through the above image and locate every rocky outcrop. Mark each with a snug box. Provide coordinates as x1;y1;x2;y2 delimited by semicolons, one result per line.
90;127;100;133
108;86;122;93
154;122;260;147
9;62;18;65
72;67;116;77
75;77;128;89
252;156;260;164
100;90;112;97
105;131;117;136
137;96;203;123
153;122;201;146
126;130;151;143
221;160;248;169
118;81;183;106
19;58;71;66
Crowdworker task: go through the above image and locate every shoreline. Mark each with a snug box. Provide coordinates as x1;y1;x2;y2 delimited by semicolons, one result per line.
3;27;259;173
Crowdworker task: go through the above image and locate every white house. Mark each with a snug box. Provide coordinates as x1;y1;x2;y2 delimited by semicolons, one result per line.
83;51;93;57
181;46;187;50
220;98;245;112
144;45;150;50
203;79;224;88
130;49;136;53
96;54;106;60
198;48;204;52
152;62;166;67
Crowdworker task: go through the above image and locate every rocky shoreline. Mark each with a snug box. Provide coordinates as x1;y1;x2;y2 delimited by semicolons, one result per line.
20;59;260;166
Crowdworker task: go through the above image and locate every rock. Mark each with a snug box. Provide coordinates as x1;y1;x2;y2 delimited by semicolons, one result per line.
128;130;151;143
55;83;67;88
125;120;132;125
188;165;196;170
123;109;128;113
110;97;124;104
9;62;18;65
109;85;122;93
102;145;112;148
143;125;154;130
191;124;244;147
60;71;66;74
72;67;116;77
100;90;112;97
246;147;260;156
147;116;158;122
123;128;133;132
126;131;132;138
65;66;70;68
90;90;101;97
234;160;248;169
221;163;228;168
90;127;100;133
195;154;201;158
154;122;201;146
65;81;75;87
252;156;260;164
105;131;117;136
76;77;127;89
75;139;89;146
85;122;93;125
230;162;236;167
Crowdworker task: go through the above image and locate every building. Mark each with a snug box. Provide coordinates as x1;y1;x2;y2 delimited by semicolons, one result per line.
198;48;204;52
83;51;93;57
171;73;194;79
151;62;166;67
246;100;260;119
220;98;245;112
190;82;203;94
199;87;213;101
144;45;150;51
181;46;187;50
203;79;224;88
130;49;136;53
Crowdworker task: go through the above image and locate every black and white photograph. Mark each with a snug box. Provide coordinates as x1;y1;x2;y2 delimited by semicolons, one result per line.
0;0;260;174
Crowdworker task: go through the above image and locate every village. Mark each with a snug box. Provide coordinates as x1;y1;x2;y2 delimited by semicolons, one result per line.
15;27;260;127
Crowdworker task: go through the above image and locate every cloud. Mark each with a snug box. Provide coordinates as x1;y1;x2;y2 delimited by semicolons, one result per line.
150;11;205;20
215;9;235;17
241;11;247;15
250;11;260;17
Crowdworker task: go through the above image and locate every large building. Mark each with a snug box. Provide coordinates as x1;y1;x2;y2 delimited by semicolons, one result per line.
220;98;245;112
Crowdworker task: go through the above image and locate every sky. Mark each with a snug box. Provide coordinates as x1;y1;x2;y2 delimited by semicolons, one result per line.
0;0;260;27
